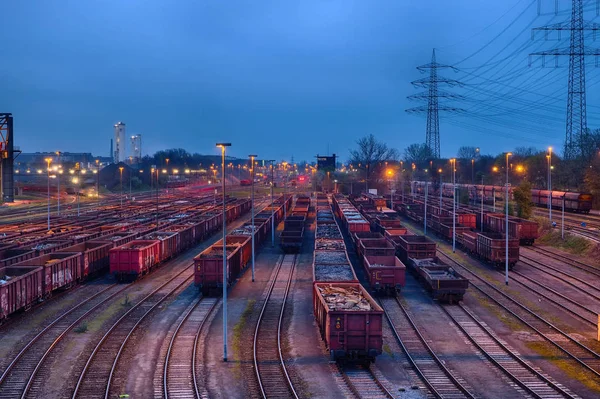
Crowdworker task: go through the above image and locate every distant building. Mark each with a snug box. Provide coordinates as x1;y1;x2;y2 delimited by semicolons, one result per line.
114;122;126;163
130;134;142;164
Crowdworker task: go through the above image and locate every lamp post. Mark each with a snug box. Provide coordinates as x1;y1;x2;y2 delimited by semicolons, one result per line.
95;159;100;206
561;194;565;239
424;175;428;235
249;154;257;282
471;158;475;184
282;162;288;220
56;151;61;215
165;158;170;195
266;160;275;247
119;166;124;208
450;159;456;252
217;142;231;362
547;147;552;223
505;152;512;286
75;163;81;216
45;158;52;230
481;175;484;232
438;169;442;210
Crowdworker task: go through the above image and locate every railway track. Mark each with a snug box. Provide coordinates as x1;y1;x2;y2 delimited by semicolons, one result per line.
518;253;600;302
507;266;598;327
441;304;577;399
71;265;195;399
0;283;125;398
253;254;299;399
163;297;219;399
526;247;600;278
338;364;394;399
379;297;475;398
437;251;600;380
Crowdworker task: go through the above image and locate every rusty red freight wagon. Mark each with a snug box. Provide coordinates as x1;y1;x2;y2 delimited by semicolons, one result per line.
280;228;304;253
390;235;437;263
57;241;113;279
15;252;82;292
194;245;242;296
352;232;383;247
476;232;520;269
0;247;37;269
110;240;160;281
358;238;395;259
409;258;469;303
363;255;406;296
0;265;45;321
213;236;252;270
142;232;180;262
313;282;383;362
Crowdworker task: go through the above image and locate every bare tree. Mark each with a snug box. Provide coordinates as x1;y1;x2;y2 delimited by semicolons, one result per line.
403;143;433;165
456;146;479;160
513;146;539;158
349;134;399;185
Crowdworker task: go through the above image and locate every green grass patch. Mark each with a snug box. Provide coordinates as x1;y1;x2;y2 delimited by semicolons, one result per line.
382;343;394;358
232;298;256;377
526;340;600;393
74;322;88;333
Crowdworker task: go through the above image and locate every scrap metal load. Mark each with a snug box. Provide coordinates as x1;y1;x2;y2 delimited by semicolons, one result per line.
312;194;383;363
0;194;254;322
194;195;293;296
280;195;310;253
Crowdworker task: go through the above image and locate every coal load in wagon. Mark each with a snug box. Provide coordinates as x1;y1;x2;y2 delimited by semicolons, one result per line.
314;264;355;281
315;239;345;251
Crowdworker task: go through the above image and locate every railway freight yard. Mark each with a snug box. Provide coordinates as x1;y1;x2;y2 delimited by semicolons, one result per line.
3;1;600;398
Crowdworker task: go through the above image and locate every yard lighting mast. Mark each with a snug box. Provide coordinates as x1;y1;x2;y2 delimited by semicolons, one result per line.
46;158;52;230
217;142;231;362
266;160;275;247
505;152;512;286
249;154;257;282
450;159;456;252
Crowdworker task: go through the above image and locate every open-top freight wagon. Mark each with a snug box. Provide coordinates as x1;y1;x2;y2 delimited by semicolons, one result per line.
313;282;383;363
409;258;468;303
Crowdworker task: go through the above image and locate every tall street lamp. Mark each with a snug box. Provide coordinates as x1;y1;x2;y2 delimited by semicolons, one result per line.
217;142;231;362
165;158;170;195
95;159;100;206
75;162;81;216
282;161;288;220
547;147;552;223
471;158;475;184
266;160;275;247
45;158;52;230
119;166;124;208
386;169;393;210
249;154;257;282
450;159;457;252
57;169;63;217
438;168;443;209
505;152;512;286
56;151;61;215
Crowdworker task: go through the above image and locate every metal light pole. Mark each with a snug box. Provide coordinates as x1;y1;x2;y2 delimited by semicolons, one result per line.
129;168;132;200
481;175;484;232
56;151;61;216
547;147;552;222
561;194;565;240
155;168;159;227
283;162;287;220
438;169;442;210
76;168;81;217
57;169;61;217
505;152;512;286
424;178;428;235
217;142;231;362
96;159;100;206
471;158;475;184
249;154;257;282
165;158;170;195
46;158;52;230
451;159;456;252
266;160;275;247
119;166;124;208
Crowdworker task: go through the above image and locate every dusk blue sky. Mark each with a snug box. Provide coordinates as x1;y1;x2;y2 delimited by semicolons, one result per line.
2;0;600;161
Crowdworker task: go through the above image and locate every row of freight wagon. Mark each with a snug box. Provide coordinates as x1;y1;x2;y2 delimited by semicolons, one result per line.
193;195;294;295
394;197;521;268
401;193;540;245
109;198;252;281
346;195;469;302
0;197;249;321
0;194;224;268
312;194;384;363
280;196;310;253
